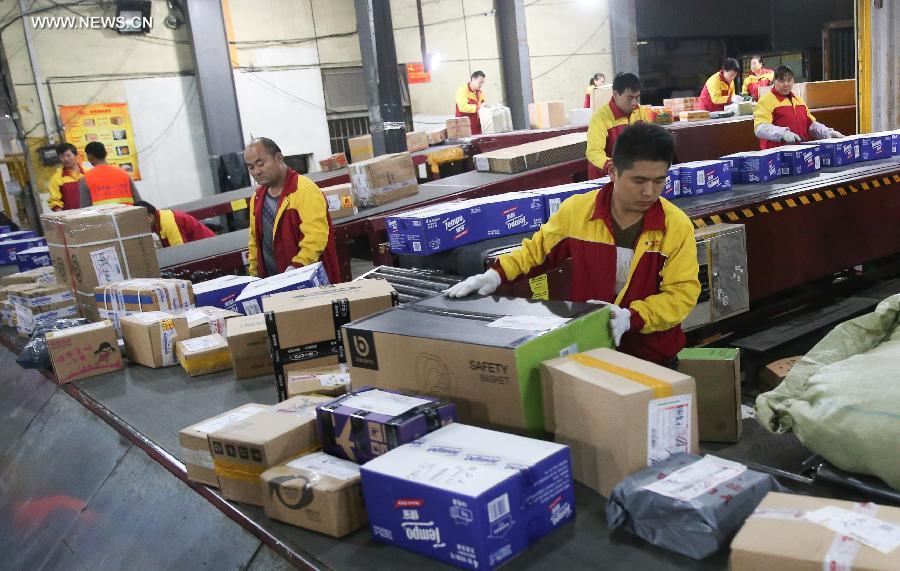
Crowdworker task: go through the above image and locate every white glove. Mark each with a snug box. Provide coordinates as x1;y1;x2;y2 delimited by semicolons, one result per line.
731;95;744;104
781;131;802;144
444;269;501;298
587;300;631;346
828;129;844;138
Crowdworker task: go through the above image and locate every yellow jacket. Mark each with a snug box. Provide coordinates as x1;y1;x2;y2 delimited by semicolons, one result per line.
455;84;485;114
47;164;86;210
698;71;735;111
586;99;651;173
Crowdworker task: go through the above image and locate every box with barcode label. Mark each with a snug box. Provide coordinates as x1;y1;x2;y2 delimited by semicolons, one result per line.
120;311;190;368
678;160;732;195
817;137;860;167
540;347;698;496
233;262;329;315
287;363;352;398
360;423;575;570
527;180;608;220
778;144;821;176
176;333;232;377
192;275;258;312
172;306;240;339
320;183;357;220
386;202;485;256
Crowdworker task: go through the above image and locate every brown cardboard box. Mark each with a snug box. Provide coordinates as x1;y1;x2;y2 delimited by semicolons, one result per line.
287;363;351;398
528;101;567;129
318;152;348;172
173;306;240;339
445;117;472;139
759;356;802;392
260;451;367;537
178;403;270;487
320;183;356;220
679;110;710;122
208;395;330;506
347;135;373;163
0;266;56;286
348;152;419;208
120;311;190;368
10;285;77;336
663;97;701;114
46;320;122;383
796;79;855;109
541;348;698;496
730;492;900;570
176;334;233;377
427;128;447;145
405;131;429;152
677;348;741;443
95;279;195;315
225;313;274;379
0;300;14;327
474;132;587;174
589;85;614;112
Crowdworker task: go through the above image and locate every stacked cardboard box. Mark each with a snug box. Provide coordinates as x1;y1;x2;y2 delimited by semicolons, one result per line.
173;306;240;338
0;236;46;265
10;284;77;337
320;183;356;220
318;152;348;172
225;314;274;379
528;101;566;129
445;117;472;139
192;275;258;311
120;311;190;368
233;263;329;315
679;160;733;195
46;320;122;383
663;97;700;115
427;128;447;145
474;132;587;174
0;266;56;287
405;131;429;152
15;246;52;272
95;278;194;332
347;135;373;163
348;152;419;208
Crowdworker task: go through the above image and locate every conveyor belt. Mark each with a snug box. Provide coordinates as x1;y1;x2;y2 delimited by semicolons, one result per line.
157;228;247;270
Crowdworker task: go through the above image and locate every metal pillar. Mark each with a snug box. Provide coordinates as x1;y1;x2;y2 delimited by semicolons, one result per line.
355;0;407;156
495;0;533;131
609;0;639;74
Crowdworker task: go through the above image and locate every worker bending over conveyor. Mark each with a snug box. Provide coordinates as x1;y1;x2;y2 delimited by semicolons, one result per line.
586;73;650;179
135;201;215;247
698;58;744;112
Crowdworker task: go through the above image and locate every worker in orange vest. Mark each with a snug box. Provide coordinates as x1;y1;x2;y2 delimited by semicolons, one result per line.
455;71;486;135
584;72;606;108
47;143;89;211
79;141;141;207
698;58;744;112
134;200;215;247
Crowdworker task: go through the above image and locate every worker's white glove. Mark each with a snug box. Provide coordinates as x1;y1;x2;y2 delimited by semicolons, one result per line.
731;95;744;104
828;129;844;138
781;131;802;144
444;269;501;298
586;300;632;347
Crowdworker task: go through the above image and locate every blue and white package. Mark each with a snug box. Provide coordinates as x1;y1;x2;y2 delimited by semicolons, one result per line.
0;225;10;233
15;246;51;271
192;274;259;312
736;150;781;183
778;144;820;176
0;230;37;242
0;237;47;265
469;192;544;238
718;154;743;184
529;180;605;219
817;137;860;167
233;262;328;314
662;167;681;199
386;216;409;254
678;160;732;195
361;424;575;571
858;134;892;161
398;202;484;256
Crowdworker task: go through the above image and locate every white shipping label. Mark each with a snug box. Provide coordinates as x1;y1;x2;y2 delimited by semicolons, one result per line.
643;455;747;501
209;316;226;336
130;311;172;323
286;451;360;482
647;394;693;466
181;447;214;470
90;247;125;285
318;373;351;387
192;405;269;434
340;389;432;417
487;314;571;331
805;506;900;555
326;195;340;212
180;336;222;354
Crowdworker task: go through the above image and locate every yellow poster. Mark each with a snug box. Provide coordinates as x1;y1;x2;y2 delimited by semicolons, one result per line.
59;102;141;180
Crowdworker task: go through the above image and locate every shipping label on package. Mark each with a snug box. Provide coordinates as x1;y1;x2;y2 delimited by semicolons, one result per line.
647;394;693;465
90;247;124;285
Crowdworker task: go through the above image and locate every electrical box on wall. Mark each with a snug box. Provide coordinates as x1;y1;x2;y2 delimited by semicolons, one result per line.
37;146;59;166
116;1;152;35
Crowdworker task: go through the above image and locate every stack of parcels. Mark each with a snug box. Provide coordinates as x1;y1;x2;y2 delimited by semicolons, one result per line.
720;150;782;184
778;144;821;176
95;278;194;332
663;97;700;115
678;160;732;195
527;180;607;218
349;152;419;208
192;275;258;311
318;152;348;172
427;128;447;145
42;205;160;319
0;233;46;265
10;284;77;337
474;132;587;174
320;183;356;220
176;333;232;377
347;135;374;163
1;266;56;286
233;262;329;315
173;306;240;338
262;280;398;400
16;245;52;271
405;131;429;152
120;311;190;368
46;320;122;383
679;110;711;122
0;268;55;327
478;106;514;134
225;314;274;379
445;117;472;139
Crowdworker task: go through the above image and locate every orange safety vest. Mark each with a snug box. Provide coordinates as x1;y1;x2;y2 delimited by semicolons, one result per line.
83;164;135;206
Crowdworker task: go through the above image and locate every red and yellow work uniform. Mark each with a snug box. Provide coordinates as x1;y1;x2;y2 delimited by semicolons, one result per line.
584;85;595;108
153;209;215;247
586;98;652;179
83;164;136;205
492;184;700;364
455;83;486;135
48;164;85;211
742;67;774;100
698;71;735;112
753;91;817;150
248;168;340;283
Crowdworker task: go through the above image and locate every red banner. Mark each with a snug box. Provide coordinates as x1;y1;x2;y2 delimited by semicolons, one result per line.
406;62;431;84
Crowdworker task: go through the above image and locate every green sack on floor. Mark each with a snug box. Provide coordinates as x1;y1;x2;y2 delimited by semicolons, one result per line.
756;293;900;491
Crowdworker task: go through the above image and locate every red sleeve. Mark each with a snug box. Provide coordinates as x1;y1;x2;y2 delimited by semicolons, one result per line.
749;82;759;99
174;210;215;242
584;94;591;108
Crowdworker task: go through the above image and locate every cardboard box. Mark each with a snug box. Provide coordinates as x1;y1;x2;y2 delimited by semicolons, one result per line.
320;183;356;220
778;144;821;176
287;363;352;398
16;246;52;272
46;320;122;383
0;237;47;265
858;133;892;161
120;311;190;368
678;160;732;195
467;192;544;239
10;285;77;336
405;130;429;152
474;132;587;174
1;266;56;286
226;313;274;379
0;300;14;327
179;403;270;486
817;136;860;167
234;262;329;315
176;333;232;377
318;152;348;172
387;201;484;256
478;106;513;134
427;128;447;145
348;152;419;208
540;348;698;496
663;97;700;114
260;451;367;537
662;167;681;199
730;492;900;570
262;279;397;399
208;395;330;506
95;278;195;332
795;79;855;109
528;101;566;129
528;181;606;219
759;355;801;392
344;296;612;432
570;107;593;127
0;230;37;241
590;84;614;111
192;275;258;312
445;117;472;139
677;348;741;442
360;423;575;570
679;110;710;122
347;134;373;163
719;150;781;184
316;387;457;464
173;306;240;338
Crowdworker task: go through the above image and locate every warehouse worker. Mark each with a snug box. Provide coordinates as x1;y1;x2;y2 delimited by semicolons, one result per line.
446;123;700;366
754;65;844;150
455;71;486;135
698;58;744;112
47;143;88;211
244;137;340;283
742;55;774;101
79;142;141;207
584;72;606;108
135;200;215;247
586;72;651;180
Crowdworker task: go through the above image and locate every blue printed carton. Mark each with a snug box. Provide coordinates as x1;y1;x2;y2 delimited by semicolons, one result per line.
662;167;681;199
818;137;860;167
0;230;37;242
192;274;259;312
858;134;892;161
0;236;47;265
233;262;328;314
529;180;606;219
468;192;544;238
396;202;484;256
718;154;743;184
778;144;821;176
15;246;51;271
361;423;575;571
678;160;732;195
730;150;782;183
386;216;409;254
0;225;10;233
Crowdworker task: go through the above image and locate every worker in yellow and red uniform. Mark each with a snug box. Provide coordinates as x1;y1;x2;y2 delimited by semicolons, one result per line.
584;72;606;108
47;143;89;211
586;72;652;180
754;64;843;150
245;137;340;282
698;58;743;112
79;142;142;207
134;200;215;247
447;123;700;366
455;70;486;135
742;55;774;101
